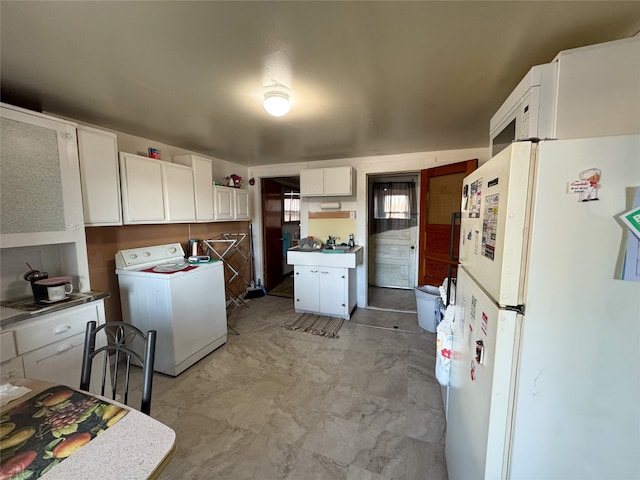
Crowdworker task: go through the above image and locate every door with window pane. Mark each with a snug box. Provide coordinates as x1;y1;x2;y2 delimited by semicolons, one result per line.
369;180;417;288
418;160;477;287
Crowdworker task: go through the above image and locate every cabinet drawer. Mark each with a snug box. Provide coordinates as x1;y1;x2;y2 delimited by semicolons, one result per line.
0;331;17;362
14;304;99;354
22;333;86;387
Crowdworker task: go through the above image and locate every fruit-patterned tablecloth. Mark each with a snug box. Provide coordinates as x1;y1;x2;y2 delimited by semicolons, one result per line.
0;385;127;479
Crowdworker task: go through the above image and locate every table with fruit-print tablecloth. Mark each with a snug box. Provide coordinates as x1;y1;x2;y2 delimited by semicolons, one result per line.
0;379;176;480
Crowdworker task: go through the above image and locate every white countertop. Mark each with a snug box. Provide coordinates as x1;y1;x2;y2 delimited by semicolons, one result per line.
0;291;110;328
287;245;363;268
42;405;176;480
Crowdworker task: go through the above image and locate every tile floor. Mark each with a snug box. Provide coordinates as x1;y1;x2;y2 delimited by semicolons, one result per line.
367;287;417;313
143;295;446;479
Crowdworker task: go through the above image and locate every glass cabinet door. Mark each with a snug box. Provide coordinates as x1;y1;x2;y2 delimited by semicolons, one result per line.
1;105;84;247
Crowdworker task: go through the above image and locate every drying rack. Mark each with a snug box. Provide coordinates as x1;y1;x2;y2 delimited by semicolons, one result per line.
203;233;249;335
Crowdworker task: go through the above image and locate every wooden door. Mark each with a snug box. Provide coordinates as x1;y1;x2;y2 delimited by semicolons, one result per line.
418;159;477;286
261;178;284;291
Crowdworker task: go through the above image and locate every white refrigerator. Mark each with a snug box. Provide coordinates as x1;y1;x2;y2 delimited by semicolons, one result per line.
445;135;640;479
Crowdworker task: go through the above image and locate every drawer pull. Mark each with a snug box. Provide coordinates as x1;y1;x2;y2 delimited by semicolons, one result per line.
53;325;72;334
56;343;74;353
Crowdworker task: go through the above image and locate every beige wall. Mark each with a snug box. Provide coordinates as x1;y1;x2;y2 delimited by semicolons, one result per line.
86;222;249;324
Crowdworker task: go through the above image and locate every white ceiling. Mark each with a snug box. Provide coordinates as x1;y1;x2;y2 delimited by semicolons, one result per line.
2;1;639;167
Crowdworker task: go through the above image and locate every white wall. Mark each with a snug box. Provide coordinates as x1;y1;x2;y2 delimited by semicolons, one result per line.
249;147;490;308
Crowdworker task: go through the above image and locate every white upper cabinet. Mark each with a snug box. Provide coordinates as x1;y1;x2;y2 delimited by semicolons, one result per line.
163;162;196;222
300;168;325;195
234;189;250;220
173;154;214;222
213;186;250;222
119;152;195;224
120;153;165;223
300;166;354;196
77;126;122;226
0;103;86;248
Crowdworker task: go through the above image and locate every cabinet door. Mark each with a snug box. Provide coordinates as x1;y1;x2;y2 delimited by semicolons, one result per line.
234;189;250;220
77;126;122;226
300;169;325;196
213;186;234;221
318;267;347;317
173;154;214;222
163;162;196;222
120;153;166;223
294;265;320;312
192;156;214;221
324;167;353;195
1;105;85;247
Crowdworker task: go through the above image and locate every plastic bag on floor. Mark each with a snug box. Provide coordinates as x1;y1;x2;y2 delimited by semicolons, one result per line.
435;304;454;386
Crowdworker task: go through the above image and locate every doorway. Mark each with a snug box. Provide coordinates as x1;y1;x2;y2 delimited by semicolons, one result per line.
367;173;419;312
261;176;300;294
417;159;477;287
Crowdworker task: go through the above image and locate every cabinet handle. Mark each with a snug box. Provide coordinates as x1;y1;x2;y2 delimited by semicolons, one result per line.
56;343;74;353
53;325;71;334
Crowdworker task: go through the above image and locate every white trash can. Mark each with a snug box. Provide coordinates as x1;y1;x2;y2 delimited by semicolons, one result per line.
415;285;441;333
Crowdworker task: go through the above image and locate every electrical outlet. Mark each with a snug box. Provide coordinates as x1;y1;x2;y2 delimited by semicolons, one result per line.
349;211;355;219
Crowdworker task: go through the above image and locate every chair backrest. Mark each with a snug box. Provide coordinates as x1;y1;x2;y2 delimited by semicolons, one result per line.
80;321;157;415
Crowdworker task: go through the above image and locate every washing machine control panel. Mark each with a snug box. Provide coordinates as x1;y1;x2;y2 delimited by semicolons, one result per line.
115;243;186;270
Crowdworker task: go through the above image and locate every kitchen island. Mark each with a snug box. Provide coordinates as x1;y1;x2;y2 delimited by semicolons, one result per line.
287;246;363;319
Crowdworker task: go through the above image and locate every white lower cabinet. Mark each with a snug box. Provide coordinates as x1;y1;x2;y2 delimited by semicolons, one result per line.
0;301;107;394
294;265;355;319
22;333;88;387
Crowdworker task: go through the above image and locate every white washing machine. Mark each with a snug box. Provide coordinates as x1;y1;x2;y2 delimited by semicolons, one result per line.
115;243;227;376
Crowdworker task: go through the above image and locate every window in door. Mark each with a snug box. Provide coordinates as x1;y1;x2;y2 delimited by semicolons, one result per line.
372;182;416;229
283;191;300;223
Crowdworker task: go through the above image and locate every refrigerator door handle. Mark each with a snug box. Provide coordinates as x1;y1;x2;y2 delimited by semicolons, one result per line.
449;212;461;262
446;212;462;305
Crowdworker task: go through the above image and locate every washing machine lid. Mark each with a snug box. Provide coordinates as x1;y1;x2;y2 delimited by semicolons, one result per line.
115;243;186;270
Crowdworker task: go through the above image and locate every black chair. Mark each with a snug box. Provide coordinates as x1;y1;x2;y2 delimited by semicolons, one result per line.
80;321;157;415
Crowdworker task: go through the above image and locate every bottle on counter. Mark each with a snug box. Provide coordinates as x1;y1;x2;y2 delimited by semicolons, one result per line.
348;234;355;248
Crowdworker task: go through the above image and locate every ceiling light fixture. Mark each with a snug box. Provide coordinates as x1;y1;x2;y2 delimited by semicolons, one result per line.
264;90;291;117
